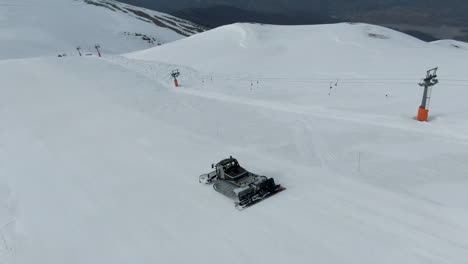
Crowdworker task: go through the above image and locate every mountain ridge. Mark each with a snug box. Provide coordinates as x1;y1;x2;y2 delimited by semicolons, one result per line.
0;0;207;60
120;0;468;41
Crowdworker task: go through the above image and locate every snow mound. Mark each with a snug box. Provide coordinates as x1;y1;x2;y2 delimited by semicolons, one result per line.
127;23;430;75
431;39;468;50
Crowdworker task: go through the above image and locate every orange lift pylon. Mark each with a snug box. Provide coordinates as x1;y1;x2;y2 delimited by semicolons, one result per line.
171;69;180;87
95;44;102;57
417;67;439;122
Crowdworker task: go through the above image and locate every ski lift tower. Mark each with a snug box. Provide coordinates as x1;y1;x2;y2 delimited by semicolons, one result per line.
95;44;102;57
171;69;180;87
417;67;439;122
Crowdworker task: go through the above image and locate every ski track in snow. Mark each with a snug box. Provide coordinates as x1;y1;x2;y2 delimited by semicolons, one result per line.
2;54;468;264
0;183;16;264
106;55;468;147
174;87;468;144
2;22;468;264
104;53;468;196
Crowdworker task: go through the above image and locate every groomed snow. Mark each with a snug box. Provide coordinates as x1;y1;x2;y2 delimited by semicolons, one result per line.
1;22;468;263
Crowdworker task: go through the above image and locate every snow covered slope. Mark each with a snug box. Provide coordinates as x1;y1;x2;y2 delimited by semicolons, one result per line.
1;23;468;264
128;23;468;127
128;23;466;76
431;39;468;50
0;0;206;60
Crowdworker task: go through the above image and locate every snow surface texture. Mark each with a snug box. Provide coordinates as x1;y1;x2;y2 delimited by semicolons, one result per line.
1;22;468;263
0;0;205;60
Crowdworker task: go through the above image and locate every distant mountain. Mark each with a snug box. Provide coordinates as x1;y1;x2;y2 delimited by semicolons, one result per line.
119;0;468;41
0;0;207;60
84;0;208;36
171;5;337;28
119;0;468;23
